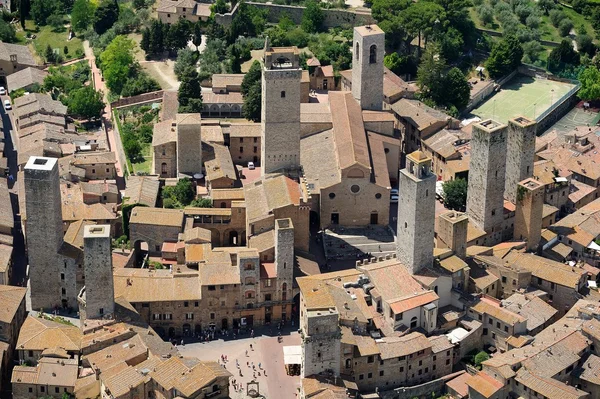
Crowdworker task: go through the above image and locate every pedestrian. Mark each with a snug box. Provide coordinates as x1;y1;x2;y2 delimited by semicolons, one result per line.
250;344;253;350
245;350;248;357
258;362;262;369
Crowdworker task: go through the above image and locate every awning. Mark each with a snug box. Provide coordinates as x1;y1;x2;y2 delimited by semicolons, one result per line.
588;241;600;251
283;345;302;365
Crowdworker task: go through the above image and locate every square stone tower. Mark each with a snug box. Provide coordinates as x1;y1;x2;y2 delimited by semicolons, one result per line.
176;113;202;177
437;211;469;259
261;44;302;175
301;308;341;378
275;218;294;305
514;178;544;252
79;225;114;323
396;151;437;274
466;120;507;241
24;156;65;311
505;116;537;203
351;25;384;111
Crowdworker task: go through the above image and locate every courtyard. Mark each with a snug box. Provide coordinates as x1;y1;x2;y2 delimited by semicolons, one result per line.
178;328;302;399
469;74;576;123
540;104;600;136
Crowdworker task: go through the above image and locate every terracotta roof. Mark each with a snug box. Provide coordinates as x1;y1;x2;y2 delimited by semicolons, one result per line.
515;369;588;399
7;67;48;92
501;293;557;332
11;365;39;385
210;188;244;201
377;332;431;359
184;227;212;244
17;316;81;352
470;296;526;325
102;364;147;397
249;229;274;253
86;335;147;373
465;372;504;398
297;269;363;309
390;291;438;314
0;179;12;231
0;285;26;324
203;91;243;104
329;91;370;171
125;176;160;207
569;180;596;204
212;73;244;90
0;42;36;66
161;91;179;121
14;93;67;118
428;335;454;354
366;132;391;188
73;151;116;165
391;99;450;131
130;207;184;227
445;372;469;398
199;262;241;286
573;354;600;385
0;243;13;273
152;119;177;146
438;255;468;273
228;122;261;137
205;143;236;181
360;260;430;303
300;129;341;192
152;357;231;396
113;268;201;302
260;263;277;279
307;58;321;67
37;357;78;387
244;174;302;223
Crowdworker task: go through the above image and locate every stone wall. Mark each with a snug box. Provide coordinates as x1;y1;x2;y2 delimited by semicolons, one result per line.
377;371;466;399
111;90;164;109
215;2;375;28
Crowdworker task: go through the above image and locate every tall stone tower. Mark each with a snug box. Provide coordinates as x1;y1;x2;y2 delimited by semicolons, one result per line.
514;178;544;252
261;44;301;175
396;151;436;274
466;120;507;244
79;225;115;323
351;25;384;111
437;211;469;259
24;156;65;311
301;308;341;378
505;116;537;203
176;113;202;177
275;218;294;308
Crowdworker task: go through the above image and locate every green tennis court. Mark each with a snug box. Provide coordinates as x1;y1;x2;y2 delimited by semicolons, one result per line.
468;75;576;124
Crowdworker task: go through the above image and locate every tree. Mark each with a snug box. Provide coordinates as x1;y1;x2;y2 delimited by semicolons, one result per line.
558;18;574;37
47;13;64;31
190;198;213;207
549;9;565;27
242;82;261;122
384;52;407;74
477;4;494;27
537;0;554;15
439;26;464;62
578;66;600;100
417;45;446;105
0;19;17;43
192;21;203;52
522;40;543;62
174;48;199;80
178;68;203;113
71;0;95;32
371;0;412;47
45;44;55;63
63;45;68;55
399;1;446;56
211;0;229;14
166;18;192;53
576;34;595;57
241;60;261;96
99;35;135;94
133;0;147;9
19;0;30;29
474;351;489;368
444;67;470;110
442;178;467;211
173;178;195;205
301;0;323;33
548;39;580;72
121;73;160;97
94;0;119;35
485;34;523;78
68;86;105;119
31;0;62;25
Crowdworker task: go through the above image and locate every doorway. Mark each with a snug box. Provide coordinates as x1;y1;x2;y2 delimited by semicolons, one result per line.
331;213;339;225
323;79;328;90
370;213;378;224
222;318;228;330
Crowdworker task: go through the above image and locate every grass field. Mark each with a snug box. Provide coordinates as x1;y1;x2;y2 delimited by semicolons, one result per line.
468;75;576;123
17;20;84;64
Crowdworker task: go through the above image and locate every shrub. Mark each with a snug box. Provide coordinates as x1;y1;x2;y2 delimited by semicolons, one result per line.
477;4;495;26
558;18;574;37
474;351;490;368
549;9;566;27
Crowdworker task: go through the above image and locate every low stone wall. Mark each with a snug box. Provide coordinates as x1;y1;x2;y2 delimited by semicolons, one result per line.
374;371;466;399
215;2;375;28
476;28;561;47
110;90;164;109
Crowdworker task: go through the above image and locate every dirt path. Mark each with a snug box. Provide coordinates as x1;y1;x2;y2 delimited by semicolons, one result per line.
140;59;180;90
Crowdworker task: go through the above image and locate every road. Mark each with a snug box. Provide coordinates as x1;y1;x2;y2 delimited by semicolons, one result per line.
82;41;126;189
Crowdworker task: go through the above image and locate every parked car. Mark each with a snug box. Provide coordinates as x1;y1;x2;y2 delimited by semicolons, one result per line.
390;194;399;203
4;99;11;110
248;161;255;170
0;87;6;95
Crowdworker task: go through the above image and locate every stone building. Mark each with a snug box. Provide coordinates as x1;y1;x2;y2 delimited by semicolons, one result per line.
466;120;508;246
156;0;211;24
261;44;302;175
78;225;115;325
70;152;116;181
202;74;244;118
420;127;471;182
152;119;178;177
227;122;261;166
396;151;436;275
129;207;185;256
24;156;77;311
0;286;27;394
351;25;384;111
300;92;395;229
177;113;203;177
0;42;37;83
504;117;537;204
437;211;469;259
513;178;544;251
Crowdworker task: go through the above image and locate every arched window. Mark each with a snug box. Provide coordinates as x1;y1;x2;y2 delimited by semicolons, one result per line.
220;202;227;208
355;42;360;60
369;44;377;64
161;163;167;175
410;316;418;328
282;282;288;301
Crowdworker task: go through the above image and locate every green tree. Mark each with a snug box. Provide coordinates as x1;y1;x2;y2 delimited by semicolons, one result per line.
242;82;261;122
99;35;135;94
47;12;64;31
71;0;95;32
68;86;105;120
474;351;489;368
558;18;574;37
522;40;543;62
133;0;147;9
121;73;160;97
0;19;17;43
45;44;55;63
442;178;467;211
439;26;464;62
576;34;595;57
192;21;203;52
485;34;523;78
578;66;600;100
537;0;554;15
417;45;446;104
174;48;199;80
477;4;494;27
211;0;229;14
178;68;203;113
241;60;261;96
549;9;565;27
190;198;213;207
279;13;295;31
19;0;30;29
165;178;195;205
301;0;323;33
548;39;579;72
399;1;446;56
444;67;470;110
94;0;119;35
31;0;62;25
384;52;407;74
166;18;192;53
371;0;412;48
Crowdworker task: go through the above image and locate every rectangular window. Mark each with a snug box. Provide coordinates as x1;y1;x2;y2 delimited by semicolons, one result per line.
367;356;374;363
359;374;364;380
253;146;258;153
184;301;189;307
379;370;384;376
208;285;216;291
504;326;509;332
400;366;404;372
265;279;272;287
254;137;258;143
194;301;199;307
60;273;65;280
186;313;194;320
367;372;372;378
240;147;244;153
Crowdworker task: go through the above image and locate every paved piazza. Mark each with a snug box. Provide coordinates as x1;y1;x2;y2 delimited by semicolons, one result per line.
178;328;302;398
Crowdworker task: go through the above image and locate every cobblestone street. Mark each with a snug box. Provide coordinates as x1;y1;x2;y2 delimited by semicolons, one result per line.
178;328;302;399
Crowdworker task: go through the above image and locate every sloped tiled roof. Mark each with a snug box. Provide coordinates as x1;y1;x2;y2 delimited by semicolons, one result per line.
0;285;26;324
16;316;81;352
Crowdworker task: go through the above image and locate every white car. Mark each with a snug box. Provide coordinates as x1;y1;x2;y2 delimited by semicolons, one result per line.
0;87;6;95
4;99;11;110
390;188;399;196
247;161;255;170
390;194;399;203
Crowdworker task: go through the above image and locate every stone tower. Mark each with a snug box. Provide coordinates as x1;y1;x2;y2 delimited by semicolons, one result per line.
396;151;436;274
351;25;384;111
176;113;202;177
79;225;114;323
301;308;341;378
514;178;544;252
24;156;65;311
437;211;469;259
505;116;537;203
466;120;507;244
275;218;294;308
261;44;302;175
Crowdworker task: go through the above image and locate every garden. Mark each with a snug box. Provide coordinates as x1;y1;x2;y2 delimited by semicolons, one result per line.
114;104;159;175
